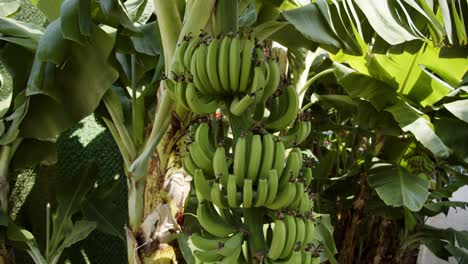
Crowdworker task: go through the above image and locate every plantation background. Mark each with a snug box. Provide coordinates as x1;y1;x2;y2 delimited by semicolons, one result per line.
2;3;128;263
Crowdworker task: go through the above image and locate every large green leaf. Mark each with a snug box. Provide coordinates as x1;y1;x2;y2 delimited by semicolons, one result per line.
385;101;451;157
11;138;57;169
433;117;468;163
368;45;468;107
20;25;118;139
281;4;344;50
60;0;93;45
354;0;420;45
368;162;429;211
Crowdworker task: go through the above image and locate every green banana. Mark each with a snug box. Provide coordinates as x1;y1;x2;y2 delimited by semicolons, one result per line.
182;153;198;176
189;141;213;175
220;247;242;264
265;169;279;205
262;58;280;101
218;231;245;257
218;36;231;93
279;152;301;187
298;192;312;214
239;37;255;93
254;178;268;207
258;133;275;179
280;215;297;259
267;219;286;260
211;182;229;209
289;182;305;209
229;93;255;116
195;123;215;155
194;249;223;262
196;43;216;94
247;134;262;182
272;140;286;177
264;85;299;131
197;202;237;237
249;65;266;96
206;37;223;93
301;167;312;187
193;169;212;202
229;35;241;93
295;217;306;247
266;182;296;210
184;34;201;69
234;136;247;187
175;81;190;111
227;174;238;208
243;178;253;208
190;49;208;94
190;232;227;251
186;82;221;115
213;146;230;187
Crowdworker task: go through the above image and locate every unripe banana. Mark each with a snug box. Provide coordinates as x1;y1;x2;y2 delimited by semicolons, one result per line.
190;232;227;251
234;136;247;187
195;123;215;156
265;169;279;205
220;247;242;264
194;249;223;262
190;50;208;94
295;217;306;247
190;141;214;176
196;43;216;94
218;231;245;257
197;202;237;237
262;58;280;101
227;174;238;208
213;146;230;187
249;65;266;96
289;182;305;209
243;178;253;208
175;81;190;111
206;37;223;93
254;179;268;207
193;169;212;202
182;153;198;176
298;192;312;214
258;133;275;179
266;182;296;210
279;152;301;187
184;34;200;69
229;35;241;93
264;85;299;131
267;219;286;260
218;36;231;93
272;141;286;177
280;215;297;259
247;134;262;183
211;182;229;209
229;93;255;116
239;37;255;93
186;82;221;115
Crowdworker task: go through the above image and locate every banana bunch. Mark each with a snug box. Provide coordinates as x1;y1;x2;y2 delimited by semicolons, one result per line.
279;111;312;148
167;32;281;117
263;84;300;132
264;214;321;264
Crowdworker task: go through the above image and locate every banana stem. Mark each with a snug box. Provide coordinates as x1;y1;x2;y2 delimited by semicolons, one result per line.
243;207;267;262
299;68;334;96
0;145;11;214
215;0;239;34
